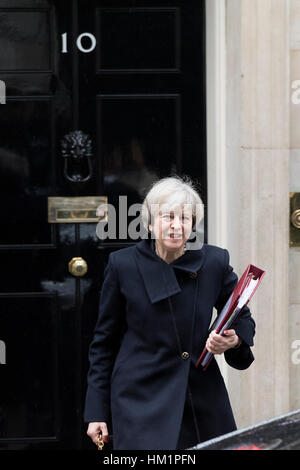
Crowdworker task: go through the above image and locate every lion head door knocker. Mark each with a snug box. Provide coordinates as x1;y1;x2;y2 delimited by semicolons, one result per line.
61;130;93;184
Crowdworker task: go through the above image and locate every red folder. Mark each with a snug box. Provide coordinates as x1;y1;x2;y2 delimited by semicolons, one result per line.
196;264;265;370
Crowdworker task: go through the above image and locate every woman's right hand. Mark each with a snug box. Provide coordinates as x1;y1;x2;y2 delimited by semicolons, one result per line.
87;422;109;446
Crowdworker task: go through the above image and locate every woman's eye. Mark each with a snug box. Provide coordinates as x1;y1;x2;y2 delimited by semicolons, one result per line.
161;213;191;222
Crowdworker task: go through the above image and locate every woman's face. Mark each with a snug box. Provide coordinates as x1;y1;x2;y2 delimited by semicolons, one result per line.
151;205;193;252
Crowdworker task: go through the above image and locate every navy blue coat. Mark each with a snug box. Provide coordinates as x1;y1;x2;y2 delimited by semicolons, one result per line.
84;238;255;450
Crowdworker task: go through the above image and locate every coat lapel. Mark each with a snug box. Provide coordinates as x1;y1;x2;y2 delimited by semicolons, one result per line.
134;238;206;304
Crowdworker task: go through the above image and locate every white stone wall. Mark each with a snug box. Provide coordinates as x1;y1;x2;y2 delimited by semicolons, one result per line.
206;0;291;429
289;0;300;412
226;0;290;428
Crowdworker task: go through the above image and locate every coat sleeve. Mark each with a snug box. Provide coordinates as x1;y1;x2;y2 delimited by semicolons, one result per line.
84;253;127;423
214;249;256;370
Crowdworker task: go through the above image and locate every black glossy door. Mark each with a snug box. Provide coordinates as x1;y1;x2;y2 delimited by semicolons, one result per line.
0;0;206;449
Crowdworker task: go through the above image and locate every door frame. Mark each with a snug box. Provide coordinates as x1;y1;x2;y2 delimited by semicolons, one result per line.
205;0;228;382
206;0;227;251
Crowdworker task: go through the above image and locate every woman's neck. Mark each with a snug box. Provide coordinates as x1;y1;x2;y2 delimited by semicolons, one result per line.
155;241;186;264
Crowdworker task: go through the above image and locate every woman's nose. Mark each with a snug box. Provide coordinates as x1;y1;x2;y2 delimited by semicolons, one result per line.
171;216;181;228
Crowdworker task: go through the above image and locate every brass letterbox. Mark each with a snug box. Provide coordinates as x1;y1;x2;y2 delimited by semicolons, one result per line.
48;196;107;223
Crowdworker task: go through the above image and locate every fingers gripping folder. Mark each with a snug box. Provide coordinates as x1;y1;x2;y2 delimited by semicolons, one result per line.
196;264;265;371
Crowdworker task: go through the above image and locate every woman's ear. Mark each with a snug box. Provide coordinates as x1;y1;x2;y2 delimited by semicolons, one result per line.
148;224;152;232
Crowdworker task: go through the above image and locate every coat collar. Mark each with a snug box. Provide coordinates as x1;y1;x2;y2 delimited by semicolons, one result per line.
134;238;206;304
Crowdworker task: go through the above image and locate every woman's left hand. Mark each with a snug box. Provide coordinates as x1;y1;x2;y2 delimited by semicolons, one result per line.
206;329;241;355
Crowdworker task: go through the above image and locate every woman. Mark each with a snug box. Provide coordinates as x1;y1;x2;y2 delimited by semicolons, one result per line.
84;176;255;450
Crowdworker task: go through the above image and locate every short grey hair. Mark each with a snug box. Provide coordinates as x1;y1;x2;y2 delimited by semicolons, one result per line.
141;175;204;232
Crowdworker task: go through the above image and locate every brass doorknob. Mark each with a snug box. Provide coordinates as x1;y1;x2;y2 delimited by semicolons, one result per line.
68;257;88;277
291;209;300;229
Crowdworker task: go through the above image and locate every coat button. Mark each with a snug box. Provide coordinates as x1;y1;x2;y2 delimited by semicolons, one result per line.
189;272;198;279
181;351;190;360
